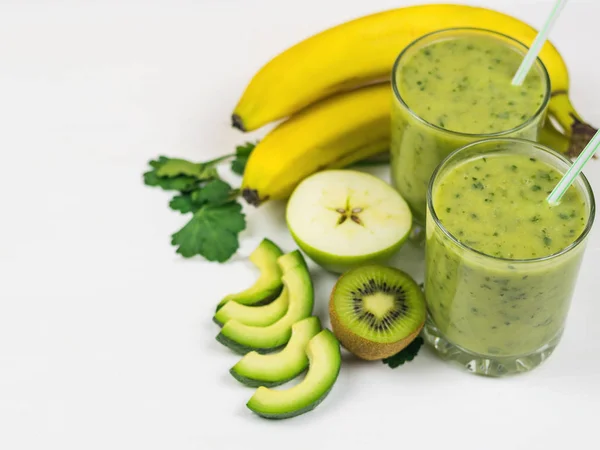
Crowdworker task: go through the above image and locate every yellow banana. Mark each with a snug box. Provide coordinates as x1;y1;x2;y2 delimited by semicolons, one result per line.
233;4;595;145
241;84;390;206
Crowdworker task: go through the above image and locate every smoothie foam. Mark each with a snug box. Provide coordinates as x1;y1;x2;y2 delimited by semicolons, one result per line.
397;36;545;134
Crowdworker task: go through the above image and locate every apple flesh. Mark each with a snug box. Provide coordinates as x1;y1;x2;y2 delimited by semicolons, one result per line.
286;170;412;274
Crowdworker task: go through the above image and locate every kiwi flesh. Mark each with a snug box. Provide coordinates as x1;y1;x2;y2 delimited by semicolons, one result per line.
329;265;426;360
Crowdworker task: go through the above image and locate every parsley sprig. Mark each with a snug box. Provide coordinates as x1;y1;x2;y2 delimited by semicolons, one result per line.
143;142;256;262
382;336;424;368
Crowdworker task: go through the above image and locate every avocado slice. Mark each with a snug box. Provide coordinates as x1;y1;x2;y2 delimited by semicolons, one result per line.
217;239;284;309
213;287;289;327
246;329;341;419
216;250;313;354
230;316;322;387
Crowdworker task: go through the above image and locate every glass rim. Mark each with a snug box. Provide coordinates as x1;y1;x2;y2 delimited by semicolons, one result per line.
391;27;552;138
427;137;596;263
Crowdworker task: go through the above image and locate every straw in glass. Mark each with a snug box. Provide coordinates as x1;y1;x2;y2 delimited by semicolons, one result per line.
512;0;569;86
547;129;600;205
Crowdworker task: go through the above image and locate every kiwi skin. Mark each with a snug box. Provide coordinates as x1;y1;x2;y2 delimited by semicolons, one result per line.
328;271;425;361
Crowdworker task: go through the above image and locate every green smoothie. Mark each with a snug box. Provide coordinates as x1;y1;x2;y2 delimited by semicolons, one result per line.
391;29;549;225
425;150;590;358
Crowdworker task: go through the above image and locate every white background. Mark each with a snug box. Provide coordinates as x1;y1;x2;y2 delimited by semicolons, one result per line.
1;1;599;449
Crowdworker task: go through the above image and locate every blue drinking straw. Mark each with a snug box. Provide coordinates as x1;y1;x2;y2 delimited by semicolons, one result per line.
547;129;600;205
512;0;569;86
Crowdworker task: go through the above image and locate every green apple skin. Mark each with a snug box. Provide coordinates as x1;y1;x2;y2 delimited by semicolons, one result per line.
288;227;409;274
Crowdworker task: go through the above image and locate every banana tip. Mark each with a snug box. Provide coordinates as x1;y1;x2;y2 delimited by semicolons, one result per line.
242;188;264;207
231;114;246;132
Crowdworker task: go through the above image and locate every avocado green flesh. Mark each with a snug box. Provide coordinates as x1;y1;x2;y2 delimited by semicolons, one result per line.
230;316;322;387
213;288;290;327
216;253;314;354
246;329;341;419
217;239;284;308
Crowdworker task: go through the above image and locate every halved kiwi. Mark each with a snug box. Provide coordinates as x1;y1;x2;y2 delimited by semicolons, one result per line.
329;265;426;360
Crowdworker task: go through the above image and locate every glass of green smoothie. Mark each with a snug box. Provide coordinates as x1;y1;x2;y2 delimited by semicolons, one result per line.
391;28;551;234
423;138;595;376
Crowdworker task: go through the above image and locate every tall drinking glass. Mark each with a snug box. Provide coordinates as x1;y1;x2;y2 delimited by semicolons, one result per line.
423;138;595;376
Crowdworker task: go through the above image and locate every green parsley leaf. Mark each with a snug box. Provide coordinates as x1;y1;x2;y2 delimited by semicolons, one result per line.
145;156;218;191
196;165;219;181
171;202;246;261
154;157;203;178
144;155;223;193
170;180;235;213
235;142;256;158
191;179;233;206
231;142;257;175
169;194;201;214
143;170;199;192
382;336;424;368
144;147;254;262
148;156;168;169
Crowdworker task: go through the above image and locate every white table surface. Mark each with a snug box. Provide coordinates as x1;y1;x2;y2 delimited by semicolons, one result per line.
1;1;599;449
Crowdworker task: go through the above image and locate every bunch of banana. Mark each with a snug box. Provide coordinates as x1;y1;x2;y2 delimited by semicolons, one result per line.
237;4;596;206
